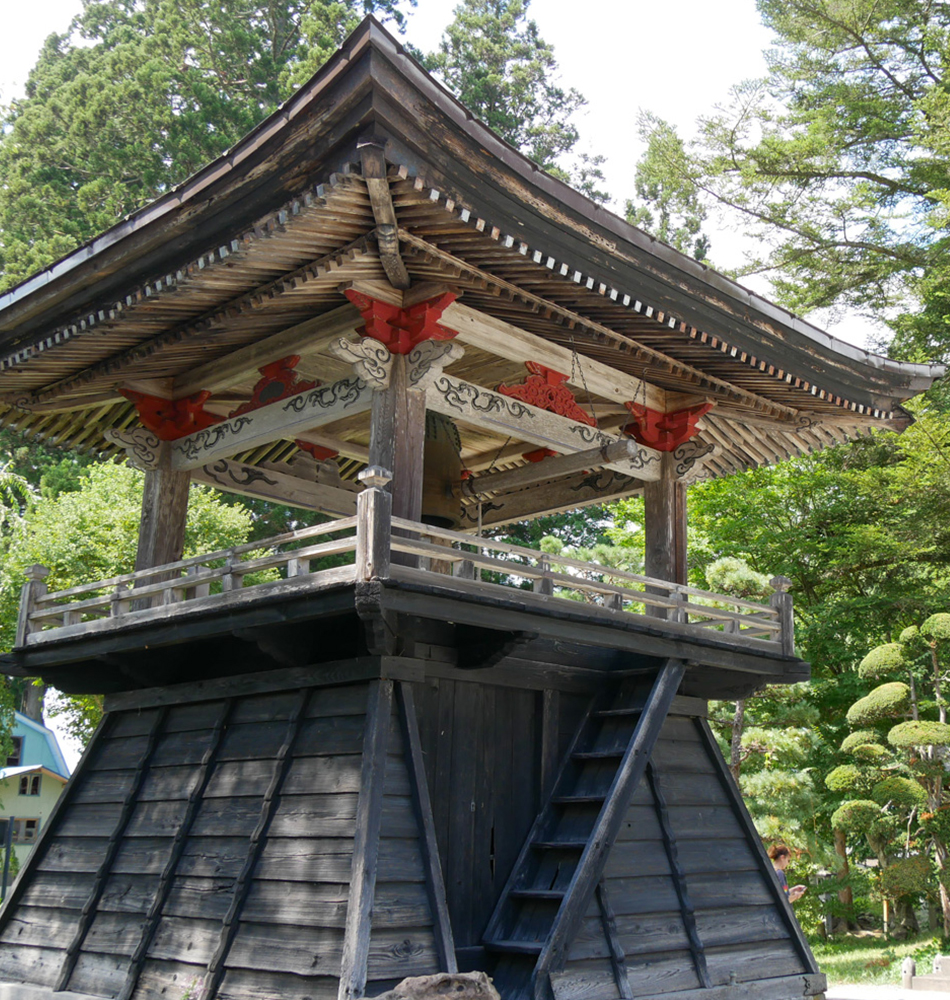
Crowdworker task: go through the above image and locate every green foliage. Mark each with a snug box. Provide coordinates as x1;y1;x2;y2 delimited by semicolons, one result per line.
0;0;412;287
0;463;259;740
859;643;905;680
702;556;771;601
847;683;912;727
626;114;710;260
871;777;928;810
881;855;933;898
888;720;950;749
633;0;950;349
831;799;883;832
825;765;867;794
922;614;950;642
841;730;881;754
425;0;583;170
852;744;890;763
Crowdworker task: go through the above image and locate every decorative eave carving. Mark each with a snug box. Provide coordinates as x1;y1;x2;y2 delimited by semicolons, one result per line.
229;356;317;417
498;363;597;427
118;388;222;441
343;288;458;354
623;402;715;452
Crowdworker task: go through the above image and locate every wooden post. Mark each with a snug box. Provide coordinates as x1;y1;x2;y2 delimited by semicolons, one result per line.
770;576;795;656
643;455;686;617
356;467;393;581
135;444;191;572
369;355;425;522
15;564;49;647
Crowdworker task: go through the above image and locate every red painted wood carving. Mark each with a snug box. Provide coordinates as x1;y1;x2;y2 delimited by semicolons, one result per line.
230;356;317;417
623;402;714;451
498;363;596;426
295;439;339;461
120;389;222;441
522;447;559;463
344;289;458;354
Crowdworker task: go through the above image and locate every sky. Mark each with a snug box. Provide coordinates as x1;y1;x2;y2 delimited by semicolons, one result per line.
0;1;871;767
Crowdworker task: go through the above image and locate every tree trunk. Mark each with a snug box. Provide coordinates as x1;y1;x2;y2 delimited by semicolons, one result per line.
833;827;854;915
20;681;46;723
730;699;746;781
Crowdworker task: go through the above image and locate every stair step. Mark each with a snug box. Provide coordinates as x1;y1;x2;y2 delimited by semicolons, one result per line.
573;749;624;759
510;889;566;900
532;840;587;850
552;794;606;805
485;940;544;955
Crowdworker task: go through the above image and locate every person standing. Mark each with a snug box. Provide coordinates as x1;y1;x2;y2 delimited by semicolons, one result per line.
768;844;806;903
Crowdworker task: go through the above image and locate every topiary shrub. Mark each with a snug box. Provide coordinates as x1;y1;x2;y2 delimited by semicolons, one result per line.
825;764;866;793
871;776;928;809
852;743;889;763
859;643;905;680
831;799;882;832
899;625;919;644
847;683;911;726
881;855;932;898
921;614;950;642
841;730;881;754
888;720;950;748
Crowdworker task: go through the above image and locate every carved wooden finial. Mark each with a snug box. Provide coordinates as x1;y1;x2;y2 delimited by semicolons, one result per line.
770;575;793;593
25;564;50;582
358;466;393;489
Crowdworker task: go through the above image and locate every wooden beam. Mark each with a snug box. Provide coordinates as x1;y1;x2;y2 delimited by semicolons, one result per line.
193;458;358;517
459;438;655;497
169;375;371;471
339;679;394;1000
427;373;663;479
444;301;669;412
359;139;410;290
290;429;369;464
172;303;361;397
459;468;642;530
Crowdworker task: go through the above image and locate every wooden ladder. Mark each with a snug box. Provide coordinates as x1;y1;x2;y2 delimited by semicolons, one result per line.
482;659;686;1000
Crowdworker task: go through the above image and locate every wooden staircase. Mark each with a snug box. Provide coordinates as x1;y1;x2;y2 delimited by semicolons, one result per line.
483;659;686;1000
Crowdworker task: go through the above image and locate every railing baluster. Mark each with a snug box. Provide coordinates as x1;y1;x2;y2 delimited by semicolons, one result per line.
770;576;795;655
15;564;49;646
356;466;392;582
534;555;553;596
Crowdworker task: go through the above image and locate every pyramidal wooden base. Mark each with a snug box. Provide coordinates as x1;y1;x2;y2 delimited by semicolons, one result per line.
0;614;825;1000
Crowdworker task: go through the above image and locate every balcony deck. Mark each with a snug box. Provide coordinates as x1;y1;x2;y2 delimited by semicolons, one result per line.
13;509;794;662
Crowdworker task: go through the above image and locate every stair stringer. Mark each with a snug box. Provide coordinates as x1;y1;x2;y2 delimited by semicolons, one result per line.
551;711;826;1000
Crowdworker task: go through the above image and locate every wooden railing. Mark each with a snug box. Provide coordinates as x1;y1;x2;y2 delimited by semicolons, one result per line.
15;466;794;654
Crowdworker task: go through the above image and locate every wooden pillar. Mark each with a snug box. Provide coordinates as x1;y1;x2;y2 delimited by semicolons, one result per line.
134;443;191;571
643;455;687;586
368;355;425;522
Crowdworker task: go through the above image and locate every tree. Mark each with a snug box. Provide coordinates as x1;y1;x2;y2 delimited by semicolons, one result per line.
626;114;710;260
635;0;950;351
0;461;262;735
424;0;586;173
0;0;412;288
830;618;950;936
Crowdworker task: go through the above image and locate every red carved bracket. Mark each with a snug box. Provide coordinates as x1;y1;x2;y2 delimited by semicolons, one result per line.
498;363;596;426
295;439;339;461
120;389;222;441
623;402;714;451
523;447;559;463
344;289;458;354
230;356;317;417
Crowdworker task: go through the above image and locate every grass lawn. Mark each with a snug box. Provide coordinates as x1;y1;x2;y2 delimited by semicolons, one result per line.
811;934;943;987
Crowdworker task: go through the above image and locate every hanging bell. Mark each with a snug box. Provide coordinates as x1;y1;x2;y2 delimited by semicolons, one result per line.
422;412;463;529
